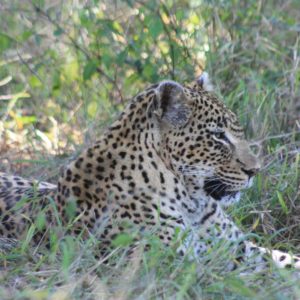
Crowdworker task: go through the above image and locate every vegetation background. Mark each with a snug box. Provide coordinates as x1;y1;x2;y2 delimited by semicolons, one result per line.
0;0;299;299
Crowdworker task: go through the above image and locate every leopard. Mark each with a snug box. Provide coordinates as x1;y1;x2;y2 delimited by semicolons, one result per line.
0;72;299;272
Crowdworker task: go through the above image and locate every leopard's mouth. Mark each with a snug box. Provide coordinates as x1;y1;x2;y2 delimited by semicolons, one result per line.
203;178;239;201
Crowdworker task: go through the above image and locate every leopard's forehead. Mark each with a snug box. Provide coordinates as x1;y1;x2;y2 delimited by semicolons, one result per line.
182;86;244;137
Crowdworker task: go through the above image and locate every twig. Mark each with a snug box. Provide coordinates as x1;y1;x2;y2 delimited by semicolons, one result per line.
250;131;300;145
17;48;44;84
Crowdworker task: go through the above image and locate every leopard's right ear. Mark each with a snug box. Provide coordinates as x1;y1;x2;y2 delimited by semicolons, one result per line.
196;72;214;92
153;80;191;127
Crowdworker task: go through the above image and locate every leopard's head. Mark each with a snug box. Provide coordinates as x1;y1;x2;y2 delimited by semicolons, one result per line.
153;73;261;206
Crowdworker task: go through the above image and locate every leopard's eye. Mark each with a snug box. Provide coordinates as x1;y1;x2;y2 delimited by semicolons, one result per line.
213;131;230;144
214;132;225;139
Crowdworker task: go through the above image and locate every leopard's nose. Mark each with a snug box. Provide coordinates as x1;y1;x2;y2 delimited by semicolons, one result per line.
241;167;259;178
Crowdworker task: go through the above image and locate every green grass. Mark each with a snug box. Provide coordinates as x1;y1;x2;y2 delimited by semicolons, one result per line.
1;227;300;299
0;1;300;299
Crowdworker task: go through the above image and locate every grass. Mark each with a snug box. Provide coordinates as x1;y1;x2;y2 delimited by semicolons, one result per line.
0;1;300;299
1;226;300;299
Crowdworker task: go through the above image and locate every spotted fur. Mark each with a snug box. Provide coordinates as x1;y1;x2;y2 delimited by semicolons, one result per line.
0;73;299;271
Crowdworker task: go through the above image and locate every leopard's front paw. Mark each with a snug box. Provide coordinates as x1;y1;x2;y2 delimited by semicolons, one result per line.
270;249;300;269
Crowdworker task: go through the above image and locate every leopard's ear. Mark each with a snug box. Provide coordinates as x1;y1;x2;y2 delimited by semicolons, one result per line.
196;72;214;92
153;80;191;127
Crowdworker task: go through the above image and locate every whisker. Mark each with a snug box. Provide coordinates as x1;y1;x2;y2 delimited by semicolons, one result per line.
206;183;223;192
209;183;227;196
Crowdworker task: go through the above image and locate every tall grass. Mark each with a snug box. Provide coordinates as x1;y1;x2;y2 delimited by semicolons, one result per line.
0;1;299;299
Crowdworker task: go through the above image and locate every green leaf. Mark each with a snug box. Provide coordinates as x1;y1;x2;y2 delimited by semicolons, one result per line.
79;10;91;28
112;233;134;247
143;62;156;80
102;53;112;68
65;200;77;221
20;31;33;42
53;28;64;36
50;230;59;253
112;21;123;33
0;33;12;53
87;101;98;118
21;224;36;253
175;10;185;21
61;236;75;271
62;60;79;82
83;61;98;80
148;19;164;39
15;115;37;125
276;191;288;215
116;49;127;65
36;211;46;231
29;75;42;88
189;13;201;25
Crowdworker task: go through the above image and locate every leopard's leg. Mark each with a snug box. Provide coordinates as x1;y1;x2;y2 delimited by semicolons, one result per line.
190;200;300;271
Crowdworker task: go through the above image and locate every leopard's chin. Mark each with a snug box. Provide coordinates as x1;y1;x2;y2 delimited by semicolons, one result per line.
219;191;241;206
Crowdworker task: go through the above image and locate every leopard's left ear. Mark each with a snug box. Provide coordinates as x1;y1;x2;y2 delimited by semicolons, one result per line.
196;72;214;92
153;80;191;127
